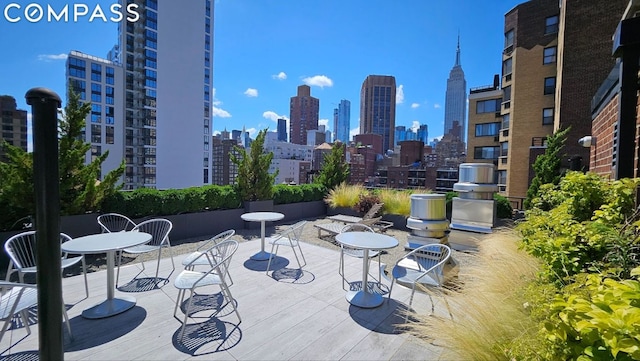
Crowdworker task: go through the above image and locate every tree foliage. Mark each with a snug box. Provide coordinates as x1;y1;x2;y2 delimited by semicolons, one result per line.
524;126;570;209
0;87;124;229
230;129;277;201
314;142;350;191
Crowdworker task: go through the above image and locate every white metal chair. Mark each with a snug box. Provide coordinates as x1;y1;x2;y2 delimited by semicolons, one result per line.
337;224;382;291
265;221;308;275
116;218;174;285
0;281;72;342
173;239;240;341
4;231;89;297
388;244;453;319
97;213;136;233
182;229;236;286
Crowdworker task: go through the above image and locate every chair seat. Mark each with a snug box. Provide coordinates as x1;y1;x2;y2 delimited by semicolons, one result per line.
266;236;300;247
174;270;223;290
123;244;161;254
181;251;214;267
61;256;83;269
0;286;37;319
343;247;380;259
391;265;440;287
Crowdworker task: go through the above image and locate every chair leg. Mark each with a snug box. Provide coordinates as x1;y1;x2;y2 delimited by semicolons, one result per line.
180;289;195;340
387;278;395;304
20;309;31;335
154;248;162;281
4;261;14;282
220;282;241;323
265;242;278;275
173;289;182;318
290;243;305;270
81;256;89;297
62;305;72;339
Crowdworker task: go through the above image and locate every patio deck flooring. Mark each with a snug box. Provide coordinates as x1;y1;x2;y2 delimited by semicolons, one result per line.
0;238;451;360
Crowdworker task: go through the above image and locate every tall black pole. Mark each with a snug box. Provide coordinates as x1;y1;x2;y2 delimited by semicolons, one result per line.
25;88;64;361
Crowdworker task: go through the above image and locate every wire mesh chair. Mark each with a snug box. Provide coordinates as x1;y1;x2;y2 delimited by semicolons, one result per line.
97;213;136;233
4;231;89;297
173;239;240;341
0;281;72;342
388;244;453;319
116;218;174;285
337;224;382;291
182;229;236;286
265;221;308;275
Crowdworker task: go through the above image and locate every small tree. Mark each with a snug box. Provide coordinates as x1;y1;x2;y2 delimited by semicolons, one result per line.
314;142;350;191
0;87;125;228
230;129;277;201
524;126;570;209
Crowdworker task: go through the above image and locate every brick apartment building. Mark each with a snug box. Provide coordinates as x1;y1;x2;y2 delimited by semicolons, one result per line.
0;95;27;162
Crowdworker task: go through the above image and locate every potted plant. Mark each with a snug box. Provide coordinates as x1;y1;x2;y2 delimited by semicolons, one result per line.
230;128;278;213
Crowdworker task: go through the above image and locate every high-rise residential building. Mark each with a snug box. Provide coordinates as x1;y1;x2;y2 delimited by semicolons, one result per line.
220;128;230;140
467;78;502;183
277;118;287;142
211;138;240;185
231;129;242;144
289;85;319;145
444;36;467;142
119;0;213;189
333;99;350;143
66;51;125;179
417;124;429;144
0;95;27;161
394;126;407;146
360;75;396;152
497;0;626;199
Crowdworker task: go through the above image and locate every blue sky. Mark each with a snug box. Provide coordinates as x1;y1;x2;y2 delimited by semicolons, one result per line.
0;0;523;148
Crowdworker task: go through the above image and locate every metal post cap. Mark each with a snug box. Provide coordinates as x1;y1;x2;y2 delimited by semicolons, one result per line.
25;87;61;107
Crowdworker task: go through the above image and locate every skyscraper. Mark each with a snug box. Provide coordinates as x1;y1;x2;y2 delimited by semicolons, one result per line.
417;124;429;144
444;36;467;142
119;0;213;189
360;75;396;152
66;51;125;179
277;118;287;142
333;99;350;143
289;85;319;145
0;95;27;161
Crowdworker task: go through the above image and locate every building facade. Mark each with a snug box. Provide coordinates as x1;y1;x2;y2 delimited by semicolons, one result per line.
498;0;626;198
289;85;319;145
119;0;213;189
360;75;396;152
211;138;240;185
333;99;350;143
0;95;27;162
444;36;467;141
66;51;125;179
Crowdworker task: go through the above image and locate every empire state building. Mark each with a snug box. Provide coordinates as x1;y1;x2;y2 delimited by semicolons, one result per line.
444;36;467;142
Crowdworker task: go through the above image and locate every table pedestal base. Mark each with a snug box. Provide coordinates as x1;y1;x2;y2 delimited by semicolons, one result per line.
346;290;384;308
250;251;273;261
82;295;137;319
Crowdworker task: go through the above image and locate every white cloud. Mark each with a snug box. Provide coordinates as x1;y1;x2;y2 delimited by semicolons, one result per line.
211;88;232;118
302;75;333;88
318;118;329;128
396;85;404;104
410;121;420;132
244;88;258;97
349;126;360;141
272;71;287;80
262;111;288;122
246;128;257;137
213;130;221;136
37;53;67;62
434;103;441;109
411;103;420;109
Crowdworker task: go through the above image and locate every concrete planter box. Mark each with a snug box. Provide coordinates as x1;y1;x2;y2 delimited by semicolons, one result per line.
244;200;274;213
382;214;409;231
326;206;359;217
275;201;326;223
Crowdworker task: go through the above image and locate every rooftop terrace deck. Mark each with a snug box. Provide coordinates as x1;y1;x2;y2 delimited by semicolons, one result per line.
1;218;484;360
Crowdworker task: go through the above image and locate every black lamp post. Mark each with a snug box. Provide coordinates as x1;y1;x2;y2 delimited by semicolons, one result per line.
25;87;64;361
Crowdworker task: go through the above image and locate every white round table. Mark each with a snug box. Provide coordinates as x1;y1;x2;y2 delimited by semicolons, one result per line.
335;232;399;308
241;212;285;260
61;232;152;319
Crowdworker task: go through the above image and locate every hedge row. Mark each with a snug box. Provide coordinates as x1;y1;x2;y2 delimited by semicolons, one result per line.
101;184;326;219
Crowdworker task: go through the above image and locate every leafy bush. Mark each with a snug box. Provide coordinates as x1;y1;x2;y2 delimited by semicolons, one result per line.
353;192;381;214
495;194;513;219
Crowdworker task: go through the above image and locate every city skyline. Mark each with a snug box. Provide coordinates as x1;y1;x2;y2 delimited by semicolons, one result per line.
0;0;523;150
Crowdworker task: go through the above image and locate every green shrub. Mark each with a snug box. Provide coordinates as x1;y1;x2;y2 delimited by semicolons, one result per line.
494;194;513;219
273;184;326;204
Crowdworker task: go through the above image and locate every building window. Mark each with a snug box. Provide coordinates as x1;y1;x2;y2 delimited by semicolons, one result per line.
502;57;512;76
504;29;514;52
106;126;114;144
476;99;501;114
500;142;509;157
503;85;511;103
544;77;556;95
543;108;554;125
501;113;510;130
545;15;559;34
91;124;101;143
475;122;501;137
543;46;557;64
474;146;500;160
